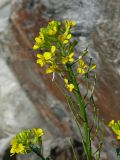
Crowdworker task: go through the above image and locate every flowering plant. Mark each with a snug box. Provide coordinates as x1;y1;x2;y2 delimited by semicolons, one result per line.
10;20;105;160
10;128;45;158
33;20;101;160
109;120;120;159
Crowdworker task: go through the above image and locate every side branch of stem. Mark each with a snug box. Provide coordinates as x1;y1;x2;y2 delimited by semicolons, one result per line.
66;64;92;160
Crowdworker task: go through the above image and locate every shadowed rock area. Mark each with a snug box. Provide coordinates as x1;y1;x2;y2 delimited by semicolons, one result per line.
0;0;120;159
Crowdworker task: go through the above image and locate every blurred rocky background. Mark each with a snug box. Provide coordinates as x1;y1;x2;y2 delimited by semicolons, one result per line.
0;0;120;159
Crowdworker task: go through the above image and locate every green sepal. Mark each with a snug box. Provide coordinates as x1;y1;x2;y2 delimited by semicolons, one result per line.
69;40;78;52
116;148;120;156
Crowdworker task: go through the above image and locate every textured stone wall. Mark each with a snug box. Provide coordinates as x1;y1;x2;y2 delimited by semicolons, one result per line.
0;0;120;159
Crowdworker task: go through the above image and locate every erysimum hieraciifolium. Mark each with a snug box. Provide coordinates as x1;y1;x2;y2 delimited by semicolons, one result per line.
33;20;96;92
10;128;44;156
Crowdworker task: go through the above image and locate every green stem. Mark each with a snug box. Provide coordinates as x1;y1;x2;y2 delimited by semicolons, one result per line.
30;146;46;160
66;63;92;160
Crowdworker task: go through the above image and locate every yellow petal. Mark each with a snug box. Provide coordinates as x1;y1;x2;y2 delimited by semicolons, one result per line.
67;34;72;39
48;27;57;35
36;53;42;58
90;64;96;71
69;52;74;62
46;65;58;74
117;135;120;140
63;40;68;44
64;78;68;84
70;52;74;57
115;130;120;136
33;44;39;50
77;67;86;74
51;46;56;53
32;128;44;137
67;84;74;92
69;57;74;62
79;59;87;68
39;32;44;39
35;37;42;44
36;59;45;67
71;21;76;26
11;138;17;145
44;52;52;60
108;120;115;127
62;57;68;64
46;67;53;74
49;20;55;25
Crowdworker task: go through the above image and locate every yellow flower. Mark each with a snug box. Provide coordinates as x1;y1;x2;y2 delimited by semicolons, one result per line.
49;20;55;25
77;58;96;74
32;128;44;138
43;52;52;60
59;33;72;44
108;120;115;127
108;120;120;140
77;58;87;74
46;64;58;74
90;64;96;71
44;45;56;60
10;134;27;156
10;128;44;156
117;135;120;140
115;130;120;135
70;21;76;27
64;78;74;92
47;20;61;36
33;44;39;50
67;83;74;92
33;33;44;50
36;54;46;67
36;46;56;67
115;130;120;140
48;26;57;35
51;46;56;54
10;143;26;156
62;52;74;64
48;21;58;35
65;20;76;30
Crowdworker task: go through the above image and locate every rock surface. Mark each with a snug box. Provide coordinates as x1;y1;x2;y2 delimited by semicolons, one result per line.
0;0;120;160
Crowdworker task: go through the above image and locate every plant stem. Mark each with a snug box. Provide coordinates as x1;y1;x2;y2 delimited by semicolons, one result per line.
30;146;46;160
66;63;92;160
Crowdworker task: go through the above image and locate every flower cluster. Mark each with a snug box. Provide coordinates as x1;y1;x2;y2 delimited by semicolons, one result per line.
77;57;96;75
10;128;44;156
64;78;74;92
108;120;120;140
33;20;96;92
33;20;75;74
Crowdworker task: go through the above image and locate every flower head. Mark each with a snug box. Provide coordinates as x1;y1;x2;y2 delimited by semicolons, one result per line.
77;58;87;74
10;143;26;156
32;128;44;138
108;120;120;140
77;58;96;74
59;33;72;44
46;64;58;74
10;130;30;156
43;52;53;60
64;78;74;92
36;46;56;67
65;20;76;28
33;33;44;50
10;128;44;156
108;120;115;127
36;53;46;67
62;52;74;64
51;46;56;54
47;20;61;36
